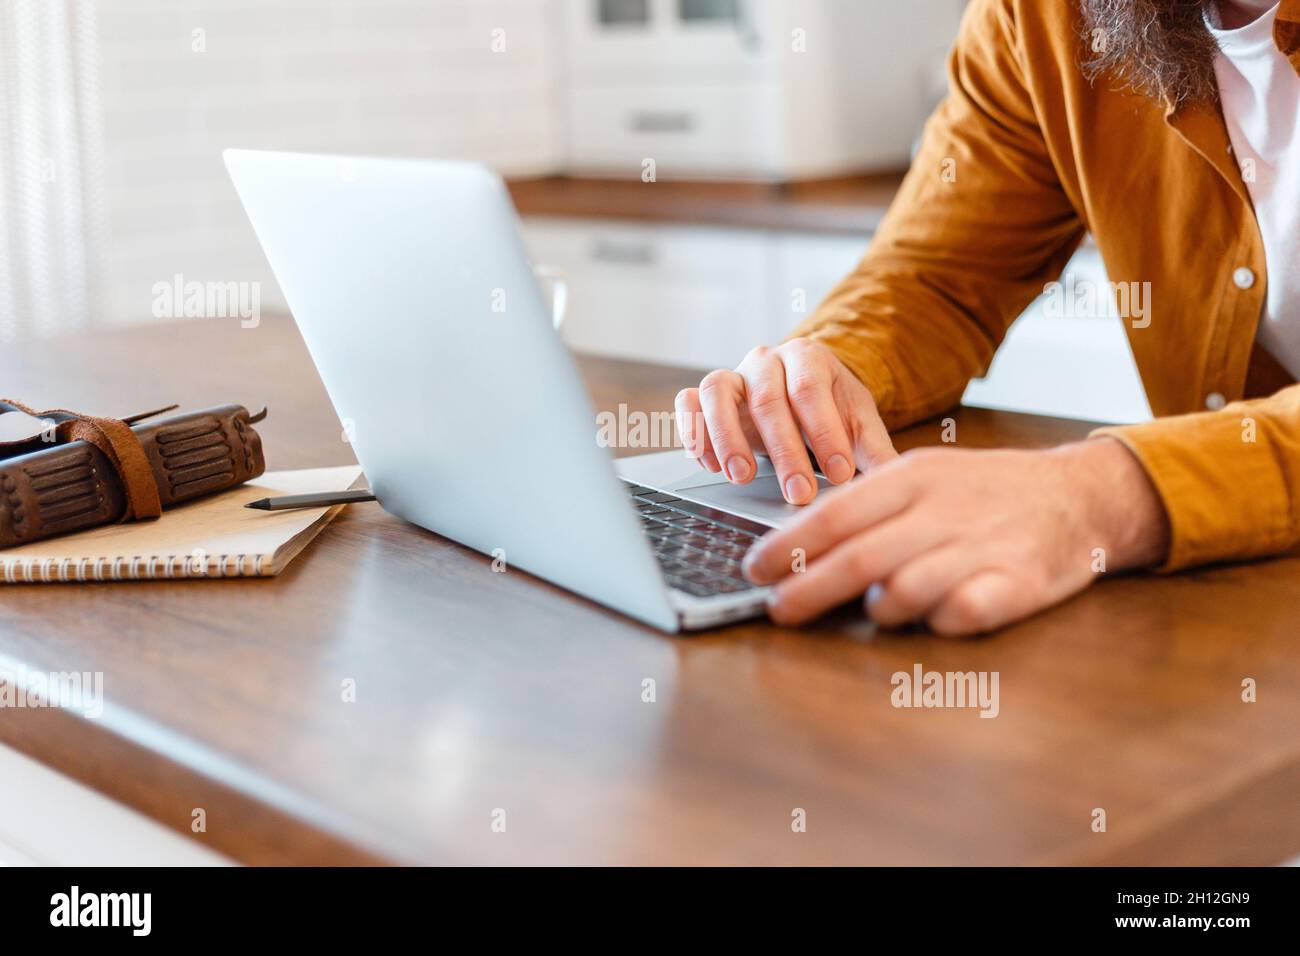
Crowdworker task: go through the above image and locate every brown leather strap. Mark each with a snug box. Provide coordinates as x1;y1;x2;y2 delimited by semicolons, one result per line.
0;399;164;519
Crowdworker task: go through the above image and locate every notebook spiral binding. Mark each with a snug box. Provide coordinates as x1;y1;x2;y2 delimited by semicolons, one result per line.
1;552;267;583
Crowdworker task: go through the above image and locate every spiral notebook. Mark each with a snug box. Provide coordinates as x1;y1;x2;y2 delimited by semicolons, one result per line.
0;465;363;583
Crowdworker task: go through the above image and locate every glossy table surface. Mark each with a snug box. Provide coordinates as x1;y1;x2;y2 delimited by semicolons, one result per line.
1;315;1297;865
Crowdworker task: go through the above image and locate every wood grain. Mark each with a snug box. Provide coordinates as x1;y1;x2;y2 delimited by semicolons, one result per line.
507;173;903;234
1;315;1297;865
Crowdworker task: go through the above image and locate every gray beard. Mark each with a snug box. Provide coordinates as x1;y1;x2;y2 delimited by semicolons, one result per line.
1078;0;1220;108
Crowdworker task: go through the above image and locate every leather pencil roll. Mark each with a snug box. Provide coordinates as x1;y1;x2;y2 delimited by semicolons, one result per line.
0;404;266;549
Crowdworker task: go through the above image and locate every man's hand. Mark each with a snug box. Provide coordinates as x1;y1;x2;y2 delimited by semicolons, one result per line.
674;339;897;505
741;437;1171;635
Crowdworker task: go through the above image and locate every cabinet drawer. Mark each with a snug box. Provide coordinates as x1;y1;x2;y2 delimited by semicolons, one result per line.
566;84;780;177
563;0;771;83
521;218;770;369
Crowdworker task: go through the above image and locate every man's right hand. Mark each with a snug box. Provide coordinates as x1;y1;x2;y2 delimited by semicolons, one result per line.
674;338;898;506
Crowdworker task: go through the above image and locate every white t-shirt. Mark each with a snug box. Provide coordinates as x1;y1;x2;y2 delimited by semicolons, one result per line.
1207;1;1300;379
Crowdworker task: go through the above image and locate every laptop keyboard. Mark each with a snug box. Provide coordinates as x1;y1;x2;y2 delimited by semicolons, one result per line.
623;481;770;599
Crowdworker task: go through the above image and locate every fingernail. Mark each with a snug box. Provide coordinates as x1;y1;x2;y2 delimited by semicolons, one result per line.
726;456;751;482
742;548;765;583
784;473;812;504
825;454;852;483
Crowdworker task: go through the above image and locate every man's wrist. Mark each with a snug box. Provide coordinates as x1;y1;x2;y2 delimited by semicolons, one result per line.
1057;436;1171;571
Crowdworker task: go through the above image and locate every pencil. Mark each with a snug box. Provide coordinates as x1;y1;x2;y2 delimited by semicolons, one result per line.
244;489;377;511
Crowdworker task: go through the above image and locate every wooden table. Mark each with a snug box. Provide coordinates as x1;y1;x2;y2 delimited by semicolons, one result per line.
2;315;1297;865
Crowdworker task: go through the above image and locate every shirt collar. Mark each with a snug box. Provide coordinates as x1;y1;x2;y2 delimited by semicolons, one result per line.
1207;3;1281;55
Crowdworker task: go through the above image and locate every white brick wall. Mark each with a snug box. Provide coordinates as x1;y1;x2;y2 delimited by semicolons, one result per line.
96;0;564;326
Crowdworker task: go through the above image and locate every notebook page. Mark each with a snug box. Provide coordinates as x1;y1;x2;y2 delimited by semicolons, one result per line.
0;465;363;577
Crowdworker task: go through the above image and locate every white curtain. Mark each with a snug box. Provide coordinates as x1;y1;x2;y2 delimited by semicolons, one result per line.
0;0;107;342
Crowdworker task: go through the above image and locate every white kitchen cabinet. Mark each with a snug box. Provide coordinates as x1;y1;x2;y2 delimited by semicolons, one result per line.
521;217;772;369
562;0;966;179
566;83;784;177
0;742;231;866
521;217;1152;424
768;230;871;341
961;246;1153;424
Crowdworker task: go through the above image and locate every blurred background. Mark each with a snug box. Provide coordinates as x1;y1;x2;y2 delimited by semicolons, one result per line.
0;0;1151;423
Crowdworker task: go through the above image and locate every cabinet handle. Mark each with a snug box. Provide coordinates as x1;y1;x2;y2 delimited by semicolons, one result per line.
734;0;762;51
627;110;695;133
590;238;658;266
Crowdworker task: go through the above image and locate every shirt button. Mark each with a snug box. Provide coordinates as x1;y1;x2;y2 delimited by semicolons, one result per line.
1232;267;1255;289
1206;392;1226;410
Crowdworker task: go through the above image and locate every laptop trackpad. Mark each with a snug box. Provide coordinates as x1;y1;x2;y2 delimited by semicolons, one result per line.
672;473;831;528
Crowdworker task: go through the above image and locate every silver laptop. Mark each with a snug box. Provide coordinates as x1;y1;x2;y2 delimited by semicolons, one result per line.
224;149;823;632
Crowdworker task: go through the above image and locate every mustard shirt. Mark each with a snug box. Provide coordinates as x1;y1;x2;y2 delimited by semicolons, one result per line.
795;0;1300;570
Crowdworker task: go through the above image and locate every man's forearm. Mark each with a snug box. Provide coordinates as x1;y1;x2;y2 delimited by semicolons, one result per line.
1058;436;1172;571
